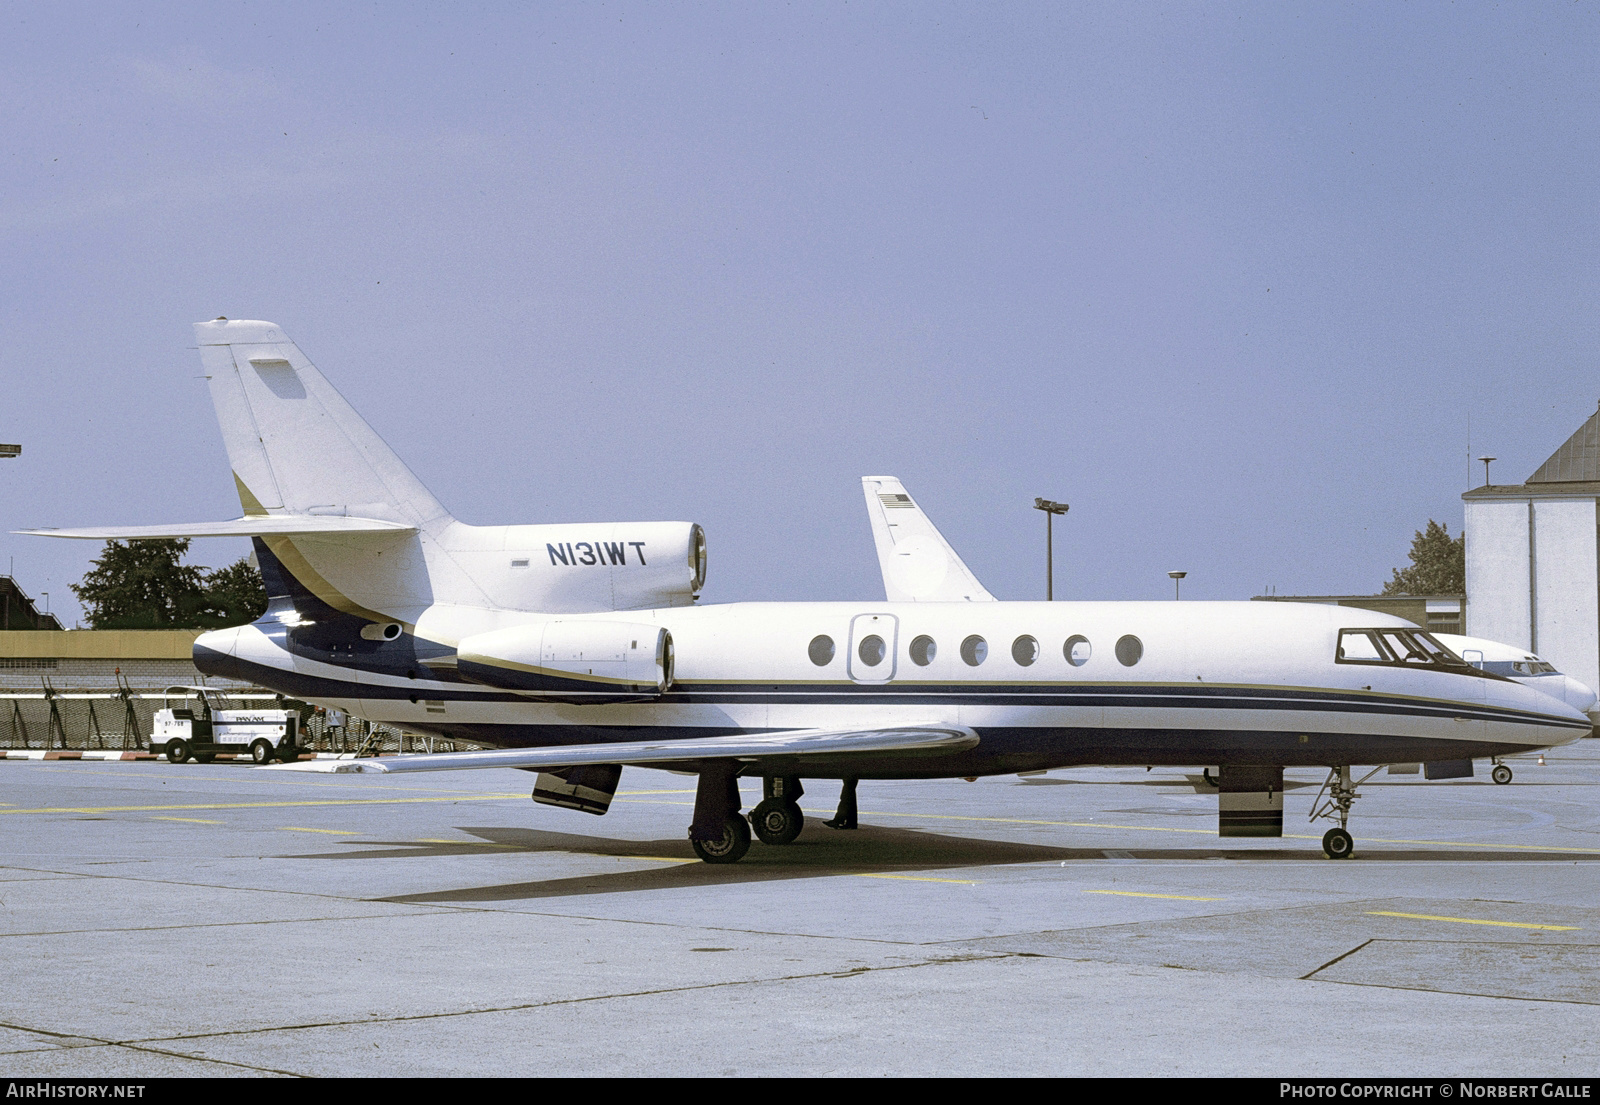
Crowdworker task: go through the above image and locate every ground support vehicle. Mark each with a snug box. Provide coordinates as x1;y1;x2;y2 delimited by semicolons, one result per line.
152;687;303;764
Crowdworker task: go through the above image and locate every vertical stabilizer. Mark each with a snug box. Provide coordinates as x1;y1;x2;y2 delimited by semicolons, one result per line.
860;477;995;602
194;319;452;530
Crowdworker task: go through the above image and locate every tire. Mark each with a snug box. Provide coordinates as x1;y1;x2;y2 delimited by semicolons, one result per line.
1201;768;1220;788
195;753;215;764
1492;764;1513;785
690;814;752;864
751;799;804;846
1322;828;1354;860
250;740;274;765
166;739;190;764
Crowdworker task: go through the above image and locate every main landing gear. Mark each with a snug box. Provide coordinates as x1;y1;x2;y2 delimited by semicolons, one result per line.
688;769;810;863
1309;765;1383;859
751;776;805;845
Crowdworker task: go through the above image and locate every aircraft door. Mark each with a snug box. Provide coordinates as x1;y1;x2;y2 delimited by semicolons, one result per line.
847;613;899;685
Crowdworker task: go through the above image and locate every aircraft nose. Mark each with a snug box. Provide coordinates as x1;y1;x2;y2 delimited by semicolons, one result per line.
1563;675;1598;714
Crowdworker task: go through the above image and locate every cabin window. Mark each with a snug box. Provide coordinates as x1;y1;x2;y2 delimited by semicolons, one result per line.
808;635;835;666
857;634;887;667
1115;635;1143;667
1012;635;1039;666
961;635;988;666
1064;635;1091;666
909;635;937;666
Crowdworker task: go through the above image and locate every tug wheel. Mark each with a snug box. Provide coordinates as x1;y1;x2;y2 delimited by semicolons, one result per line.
250;740;274;765
166;740;190;764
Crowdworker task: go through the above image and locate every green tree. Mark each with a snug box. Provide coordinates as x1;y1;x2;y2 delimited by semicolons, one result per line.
204;557;270;625
1382;520;1465;595
71;540;268;628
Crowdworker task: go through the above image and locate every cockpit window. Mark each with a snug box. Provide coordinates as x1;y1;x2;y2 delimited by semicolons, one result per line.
1337;628;1468;670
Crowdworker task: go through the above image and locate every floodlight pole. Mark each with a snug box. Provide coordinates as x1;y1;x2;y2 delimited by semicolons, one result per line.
1478;456;1496;488
1168;571;1187;600
1034;498;1069;600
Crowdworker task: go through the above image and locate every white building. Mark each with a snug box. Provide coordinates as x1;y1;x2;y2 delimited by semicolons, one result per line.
1463;404;1600;701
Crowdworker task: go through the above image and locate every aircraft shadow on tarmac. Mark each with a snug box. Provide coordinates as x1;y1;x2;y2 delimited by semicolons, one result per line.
274;822;1600;904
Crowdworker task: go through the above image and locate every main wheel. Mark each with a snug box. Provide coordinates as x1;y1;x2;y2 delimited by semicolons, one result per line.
690;814;752;864
1492;764;1513;785
250;740;274;765
166;739;190;764
751;798;804;846
1322;828;1354;859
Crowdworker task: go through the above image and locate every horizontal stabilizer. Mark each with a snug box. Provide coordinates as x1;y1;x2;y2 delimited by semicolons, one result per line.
20;516;416;540
264;723;979;775
860;476;995;602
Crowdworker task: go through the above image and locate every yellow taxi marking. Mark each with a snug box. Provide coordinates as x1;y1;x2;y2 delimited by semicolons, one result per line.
153;817;222;825
0;795;520;816
282;827;360;835
1084;890;1223;901
851;873;975;884
1366;911;1578;931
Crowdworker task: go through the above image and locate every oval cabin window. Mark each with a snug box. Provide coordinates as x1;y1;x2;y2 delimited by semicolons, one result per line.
857;634;887;667
961;635;988;666
808;635;835;666
1115;635;1143;667
909;635;937;666
1064;635;1091;667
1012;635;1039;666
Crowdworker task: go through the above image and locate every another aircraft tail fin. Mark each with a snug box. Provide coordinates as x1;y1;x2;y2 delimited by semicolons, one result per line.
194;319;452;529
861;477;995;602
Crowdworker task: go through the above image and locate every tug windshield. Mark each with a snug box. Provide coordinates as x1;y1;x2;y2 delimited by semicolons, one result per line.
1336;628;1469;669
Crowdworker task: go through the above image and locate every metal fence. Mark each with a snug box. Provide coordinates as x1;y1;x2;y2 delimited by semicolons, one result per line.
0;686;470;755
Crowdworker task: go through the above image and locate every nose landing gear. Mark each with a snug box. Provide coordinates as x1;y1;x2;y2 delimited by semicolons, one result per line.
1491;760;1514;785
1309;765;1383;859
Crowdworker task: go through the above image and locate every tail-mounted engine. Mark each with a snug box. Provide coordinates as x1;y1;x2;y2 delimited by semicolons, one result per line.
456;620;673;700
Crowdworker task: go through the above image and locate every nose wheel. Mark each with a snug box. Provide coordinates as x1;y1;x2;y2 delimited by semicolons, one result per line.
1491;762;1514;785
1310;765;1382;859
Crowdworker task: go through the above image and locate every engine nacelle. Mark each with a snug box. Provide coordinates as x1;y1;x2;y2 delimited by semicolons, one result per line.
451;520;706;613
457;620;673;697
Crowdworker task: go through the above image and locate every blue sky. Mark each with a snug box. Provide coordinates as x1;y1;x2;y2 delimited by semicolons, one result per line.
2;3;1596;624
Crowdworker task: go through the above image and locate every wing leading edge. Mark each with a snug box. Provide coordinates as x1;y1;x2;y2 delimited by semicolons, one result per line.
265;723;979;774
860;476;995;602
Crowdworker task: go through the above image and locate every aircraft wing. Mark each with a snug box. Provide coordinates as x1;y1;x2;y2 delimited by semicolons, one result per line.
860;476;995;602
265;723;979;774
19;516;416;539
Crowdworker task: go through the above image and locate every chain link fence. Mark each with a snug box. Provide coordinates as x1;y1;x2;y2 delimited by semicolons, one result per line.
0;688;472;755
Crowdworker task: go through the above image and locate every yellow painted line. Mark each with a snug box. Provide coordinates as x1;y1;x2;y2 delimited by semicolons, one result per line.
1367;911;1578;931
1084;890;1223;901
0;795;520;816
282;827;360;835
852;873;976;884
152;817;222;825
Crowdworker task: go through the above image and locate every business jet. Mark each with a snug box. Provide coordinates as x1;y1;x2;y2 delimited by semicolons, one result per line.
25;319;1591;862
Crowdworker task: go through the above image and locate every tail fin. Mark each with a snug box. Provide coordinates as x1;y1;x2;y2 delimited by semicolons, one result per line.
861;476;995;602
196;319;452;529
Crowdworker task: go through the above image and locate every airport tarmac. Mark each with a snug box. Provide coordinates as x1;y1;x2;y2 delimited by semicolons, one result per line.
1;744;1597;1077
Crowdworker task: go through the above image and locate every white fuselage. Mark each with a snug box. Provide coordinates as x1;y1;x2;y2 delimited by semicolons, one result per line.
196;598;1590;773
